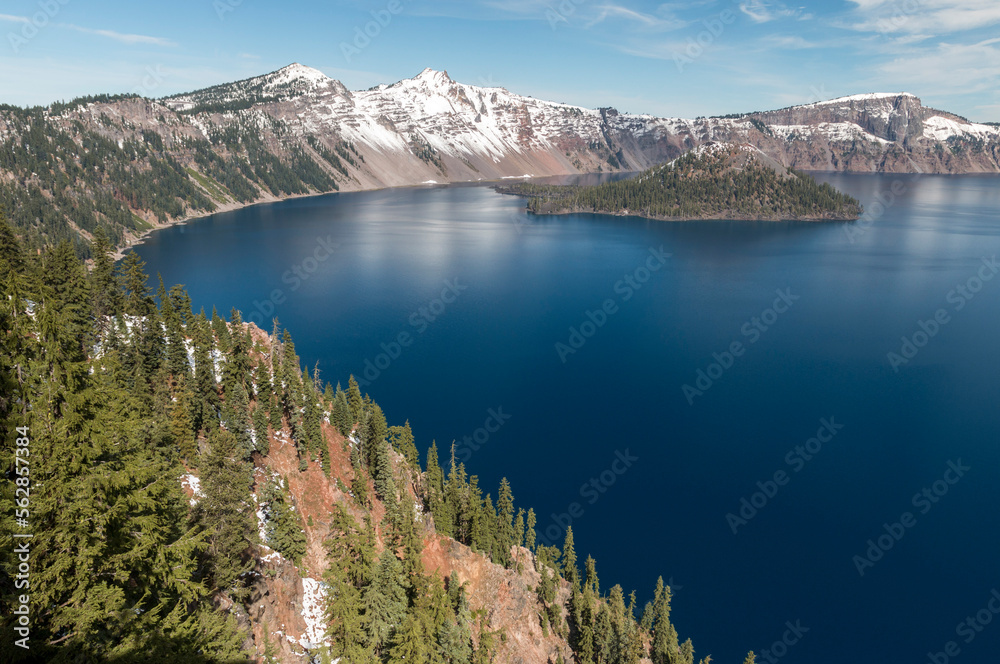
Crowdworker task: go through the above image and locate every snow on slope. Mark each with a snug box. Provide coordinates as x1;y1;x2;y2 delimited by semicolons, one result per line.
922;115;999;141
770;122;892;144
794;92;917;107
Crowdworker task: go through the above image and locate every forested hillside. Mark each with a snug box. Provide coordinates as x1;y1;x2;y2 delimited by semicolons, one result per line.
0;216;738;663
498;144;862;222
0;101;343;258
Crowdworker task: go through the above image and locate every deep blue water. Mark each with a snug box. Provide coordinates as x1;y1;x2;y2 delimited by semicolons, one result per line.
135;174;1000;664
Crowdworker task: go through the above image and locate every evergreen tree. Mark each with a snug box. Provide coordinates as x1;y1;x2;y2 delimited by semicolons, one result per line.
118;250;154;316
496;478;516;567
190;309;218;435
262;478;307;565
389;420;420;470
347;374;363;425
198;427;257;593
526;508;537;552
88;226;121;339
330;386;352;436
363;550;408;654
170;376;198;462
562;526;578;586
211;306;231;353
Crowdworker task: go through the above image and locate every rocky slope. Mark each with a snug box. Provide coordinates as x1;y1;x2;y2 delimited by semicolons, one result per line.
181;321;580;664
2;63;998;252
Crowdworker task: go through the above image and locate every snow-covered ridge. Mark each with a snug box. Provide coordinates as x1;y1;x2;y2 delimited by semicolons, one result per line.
793;92;917;108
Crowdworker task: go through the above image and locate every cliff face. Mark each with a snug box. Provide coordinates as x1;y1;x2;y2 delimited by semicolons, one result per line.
3;64;998;252
180;322;576;664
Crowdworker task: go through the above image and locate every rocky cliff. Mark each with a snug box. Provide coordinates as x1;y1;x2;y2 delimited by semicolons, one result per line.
181;321;582;664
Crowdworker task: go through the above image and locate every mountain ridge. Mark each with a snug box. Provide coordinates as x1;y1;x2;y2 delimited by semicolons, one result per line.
1;62;998;254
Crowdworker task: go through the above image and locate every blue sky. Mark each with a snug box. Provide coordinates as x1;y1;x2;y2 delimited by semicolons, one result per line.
1;0;999;120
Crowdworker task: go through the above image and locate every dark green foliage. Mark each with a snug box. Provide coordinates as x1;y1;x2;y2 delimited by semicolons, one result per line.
198;427;258;593
499;147;863;221
389;420;420;471
0;235;246;660
330;385;352;436
347;374;363;426
363;550;408;654
261;477;307;565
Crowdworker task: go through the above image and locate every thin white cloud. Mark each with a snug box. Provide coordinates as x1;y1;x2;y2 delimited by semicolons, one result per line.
762;35;819;49
585;4;685;30
739;0;804;24
0;14;29;24
59;24;176;46
877;38;1000;95
847;0;1000;35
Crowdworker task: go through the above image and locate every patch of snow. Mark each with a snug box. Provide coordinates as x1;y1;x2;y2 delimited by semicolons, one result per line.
300;577;331;649
180;474;204;507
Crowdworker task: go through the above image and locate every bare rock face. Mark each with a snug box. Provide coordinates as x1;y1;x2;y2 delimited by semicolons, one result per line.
423;537;574;664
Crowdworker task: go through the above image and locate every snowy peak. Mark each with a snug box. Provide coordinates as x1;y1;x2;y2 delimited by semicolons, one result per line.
163;63;342;112
270;63;332;88
413;68;453;84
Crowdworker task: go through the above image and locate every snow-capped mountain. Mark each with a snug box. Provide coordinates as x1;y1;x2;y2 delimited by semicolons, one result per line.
157;63;1000;182
2;63;998;252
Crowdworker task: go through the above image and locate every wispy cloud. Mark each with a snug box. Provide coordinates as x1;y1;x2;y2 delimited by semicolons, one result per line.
846;0;1000;35
59;24;176;46
761;35;819;49
738;0;806;24
0;12;174;46
585;4;686;30
877;37;1000;95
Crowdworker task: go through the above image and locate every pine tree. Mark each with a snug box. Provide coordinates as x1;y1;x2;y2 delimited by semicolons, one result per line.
252;400;270;456
263;478;307;565
496;478;515;568
562;526;578;586
223;375;253;456
198;427;257;593
330;386;351;435
118;250;154;316
363;550;408;654
513;509;525;553
211;306;231;353
170;376;197;462
651;577;680;664
526;508;537;552
88;226;122;339
390;420;420;470
347;374;363;425
162;283;190;377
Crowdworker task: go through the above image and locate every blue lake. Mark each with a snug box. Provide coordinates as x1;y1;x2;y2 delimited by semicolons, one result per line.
135;173;1000;664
